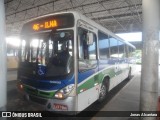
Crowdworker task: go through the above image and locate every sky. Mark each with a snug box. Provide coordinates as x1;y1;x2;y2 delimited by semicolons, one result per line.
116;32;142;42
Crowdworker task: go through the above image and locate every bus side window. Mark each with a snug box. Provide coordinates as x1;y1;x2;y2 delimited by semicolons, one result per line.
98;31;110;59
118;41;125;59
78;28;88;59
78;27;97;71
110;37;118;59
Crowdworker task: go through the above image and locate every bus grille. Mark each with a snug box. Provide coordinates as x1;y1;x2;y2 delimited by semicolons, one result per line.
25;86;54;98
29;95;48;105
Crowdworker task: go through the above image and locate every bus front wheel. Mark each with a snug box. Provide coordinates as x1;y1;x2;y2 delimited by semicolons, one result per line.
98;80;108;102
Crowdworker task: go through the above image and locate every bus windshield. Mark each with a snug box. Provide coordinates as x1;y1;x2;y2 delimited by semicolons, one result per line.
20;30;74;77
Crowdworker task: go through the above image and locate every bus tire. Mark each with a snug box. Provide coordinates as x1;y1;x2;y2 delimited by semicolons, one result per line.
127;68;132;80
98;79;109;102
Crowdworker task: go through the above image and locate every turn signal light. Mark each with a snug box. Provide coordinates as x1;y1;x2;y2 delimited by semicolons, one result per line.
17;83;24;91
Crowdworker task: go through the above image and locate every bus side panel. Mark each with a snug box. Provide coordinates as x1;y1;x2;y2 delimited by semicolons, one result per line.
120;62;130;80
77;85;99;111
76;62;129;111
77;64;118;111
77;71;99;111
98;60;128;91
107;62;129;91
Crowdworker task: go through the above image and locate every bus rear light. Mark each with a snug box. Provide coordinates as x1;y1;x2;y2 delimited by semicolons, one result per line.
53;103;68;110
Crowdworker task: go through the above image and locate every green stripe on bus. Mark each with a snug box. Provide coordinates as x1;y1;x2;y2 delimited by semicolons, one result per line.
77;67;126;94
24;86;55;98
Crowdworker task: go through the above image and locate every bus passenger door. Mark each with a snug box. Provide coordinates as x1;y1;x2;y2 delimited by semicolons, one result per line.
77;27;99;111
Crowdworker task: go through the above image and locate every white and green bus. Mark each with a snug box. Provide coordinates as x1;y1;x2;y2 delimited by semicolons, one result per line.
17;11;135;113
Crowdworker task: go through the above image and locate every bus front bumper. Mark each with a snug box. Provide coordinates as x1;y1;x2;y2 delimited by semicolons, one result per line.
24;93;77;114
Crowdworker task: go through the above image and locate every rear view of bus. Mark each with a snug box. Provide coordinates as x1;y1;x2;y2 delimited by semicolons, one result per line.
17;12;77;112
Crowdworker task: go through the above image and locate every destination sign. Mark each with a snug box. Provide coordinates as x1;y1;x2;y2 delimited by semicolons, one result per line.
21;13;74;34
32;20;58;31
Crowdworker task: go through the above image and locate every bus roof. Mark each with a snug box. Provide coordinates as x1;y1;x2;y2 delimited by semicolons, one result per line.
76;11;136;49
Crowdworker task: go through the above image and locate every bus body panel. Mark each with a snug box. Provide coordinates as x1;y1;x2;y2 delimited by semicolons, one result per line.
21;75;74;98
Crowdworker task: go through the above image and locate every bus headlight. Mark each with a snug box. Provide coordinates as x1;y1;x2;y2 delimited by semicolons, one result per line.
54;84;74;99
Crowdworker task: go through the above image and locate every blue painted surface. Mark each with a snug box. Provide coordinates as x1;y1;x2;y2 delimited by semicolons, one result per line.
22;75;75;90
37;65;46;76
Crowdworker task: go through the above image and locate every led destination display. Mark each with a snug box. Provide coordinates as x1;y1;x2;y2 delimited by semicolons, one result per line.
21;13;74;34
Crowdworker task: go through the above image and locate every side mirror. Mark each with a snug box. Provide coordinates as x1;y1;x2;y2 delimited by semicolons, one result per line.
87;33;94;45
